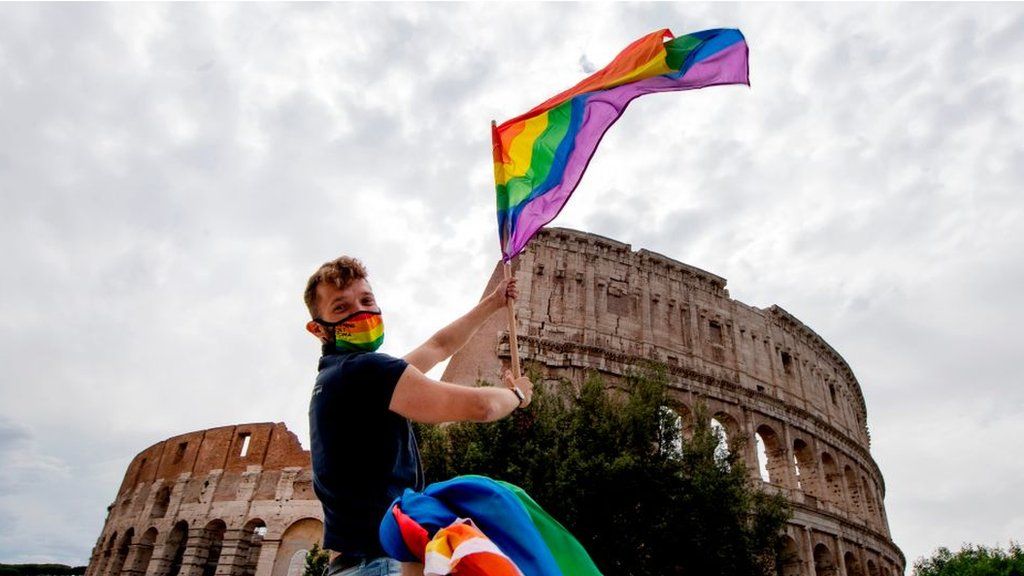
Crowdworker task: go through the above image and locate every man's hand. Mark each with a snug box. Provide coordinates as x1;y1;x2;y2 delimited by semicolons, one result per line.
503;369;533;408
485;277;519;312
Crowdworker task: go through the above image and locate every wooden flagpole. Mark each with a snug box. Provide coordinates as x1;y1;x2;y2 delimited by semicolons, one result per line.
503;261;522;380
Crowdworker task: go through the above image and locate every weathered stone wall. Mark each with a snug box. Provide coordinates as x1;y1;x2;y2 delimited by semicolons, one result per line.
86;422;322;576
444;227;905;576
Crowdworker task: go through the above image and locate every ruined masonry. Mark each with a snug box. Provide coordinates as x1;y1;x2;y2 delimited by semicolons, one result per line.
443;228;905;576
88;227;904;576
85;422;321;576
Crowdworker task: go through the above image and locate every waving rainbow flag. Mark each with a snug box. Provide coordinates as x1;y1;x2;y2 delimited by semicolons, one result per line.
380;475;602;576
494;28;749;261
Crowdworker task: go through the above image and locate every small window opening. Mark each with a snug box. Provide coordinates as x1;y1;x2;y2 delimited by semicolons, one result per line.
757;385;766;393
239;433;252;458
172;442;187;464
780;351;793;375
709;321;723;344
829;383;837;404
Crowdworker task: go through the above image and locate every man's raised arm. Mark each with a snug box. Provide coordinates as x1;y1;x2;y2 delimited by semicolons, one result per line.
403;276;518;373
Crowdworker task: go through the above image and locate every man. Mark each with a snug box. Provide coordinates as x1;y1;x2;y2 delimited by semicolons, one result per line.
304;256;533;576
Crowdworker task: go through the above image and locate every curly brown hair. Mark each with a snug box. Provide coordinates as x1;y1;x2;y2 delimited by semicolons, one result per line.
303;256;368;318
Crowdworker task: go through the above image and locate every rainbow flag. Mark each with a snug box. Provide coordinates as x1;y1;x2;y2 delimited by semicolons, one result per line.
380;475;602;576
493;28;749;261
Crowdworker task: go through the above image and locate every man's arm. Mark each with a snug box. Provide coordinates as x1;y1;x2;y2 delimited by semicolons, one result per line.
403;277;517;373
389;364;532;424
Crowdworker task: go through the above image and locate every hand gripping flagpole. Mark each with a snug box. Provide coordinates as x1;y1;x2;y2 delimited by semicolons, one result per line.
503;261;522;380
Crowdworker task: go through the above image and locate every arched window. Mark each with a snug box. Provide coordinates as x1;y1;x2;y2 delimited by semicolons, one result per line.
711;411;740;467
199;520;227;576
793;438;822;500
862;476;880;525
233;519;267;576
867;559;880;576
95;533;117;576
813;543;836;576
163;521;189;576
820;452;843;505
106;528;133;576
658;405;684;455
844;551;865;576
754;424;786;484
129;528;158;576
777;535;802;576
845;465;865;517
710;417;731;465
270;518;324;576
151;484;171;519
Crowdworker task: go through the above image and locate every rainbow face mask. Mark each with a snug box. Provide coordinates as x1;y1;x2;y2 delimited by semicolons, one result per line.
316;310;384;353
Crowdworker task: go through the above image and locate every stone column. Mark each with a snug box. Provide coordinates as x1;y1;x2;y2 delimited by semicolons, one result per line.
143;544;169;576
253;539;280;576
122;542;154;576
803;527;816;576
213;528;247;576
179;530;212;576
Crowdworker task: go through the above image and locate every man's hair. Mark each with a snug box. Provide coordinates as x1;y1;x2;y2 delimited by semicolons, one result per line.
304;256;368;319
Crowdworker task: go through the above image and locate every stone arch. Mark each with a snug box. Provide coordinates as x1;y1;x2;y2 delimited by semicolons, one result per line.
658;405;684;455
820;452;844;505
844;465;865;517
862;475;880;526
106;528;133;576
150;484;171;519
670;402;694;440
284;551;306;576
793;438;822;500
844;551;865;576
754;423;787;485
813;543;837;576
711;411;741;465
96;532;117;576
776;535;802;576
126;527;158;576
198;519;227;576
270;518;323;576
232;519;267;576
162;521;189;576
867;559;879;576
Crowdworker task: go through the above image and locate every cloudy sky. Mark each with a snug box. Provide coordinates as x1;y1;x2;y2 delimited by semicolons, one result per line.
1;2;1022;568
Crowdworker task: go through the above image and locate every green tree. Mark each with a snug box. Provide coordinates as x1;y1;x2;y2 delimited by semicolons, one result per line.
913;543;1024;576
417;364;791;576
302;542;330;576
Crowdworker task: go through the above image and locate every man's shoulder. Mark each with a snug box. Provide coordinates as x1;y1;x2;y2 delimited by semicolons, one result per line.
318;352;408;382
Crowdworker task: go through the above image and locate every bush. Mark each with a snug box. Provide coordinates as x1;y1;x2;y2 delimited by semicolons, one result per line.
417;364;791;576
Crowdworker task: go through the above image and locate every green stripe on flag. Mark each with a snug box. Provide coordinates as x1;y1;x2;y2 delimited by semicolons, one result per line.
497;480;604;576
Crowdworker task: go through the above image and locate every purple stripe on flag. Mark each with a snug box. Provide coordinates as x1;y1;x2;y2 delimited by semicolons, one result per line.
505;40;749;259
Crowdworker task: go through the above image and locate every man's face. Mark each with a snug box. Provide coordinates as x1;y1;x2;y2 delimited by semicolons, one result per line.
305;278;378;343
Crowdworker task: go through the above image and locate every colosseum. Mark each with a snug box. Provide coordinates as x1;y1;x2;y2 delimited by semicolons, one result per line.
85;422;323;576
443;228;905;576
88;226;903;576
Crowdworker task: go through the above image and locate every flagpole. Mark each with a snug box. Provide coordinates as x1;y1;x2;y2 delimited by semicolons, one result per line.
503;261;522;380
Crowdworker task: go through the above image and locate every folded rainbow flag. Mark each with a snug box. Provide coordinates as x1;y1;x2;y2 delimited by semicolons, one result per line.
380;475;602;576
493;28;749;261
423;519;522;576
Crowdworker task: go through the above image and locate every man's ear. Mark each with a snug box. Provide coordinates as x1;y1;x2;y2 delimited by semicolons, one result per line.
306;320;328;342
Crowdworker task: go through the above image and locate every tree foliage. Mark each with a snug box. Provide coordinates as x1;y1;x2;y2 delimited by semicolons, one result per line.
417;364;791;576
913;543;1024;576
302;541;330;576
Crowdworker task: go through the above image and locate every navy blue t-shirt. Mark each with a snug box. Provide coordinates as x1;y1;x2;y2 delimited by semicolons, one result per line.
309;346;423;556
